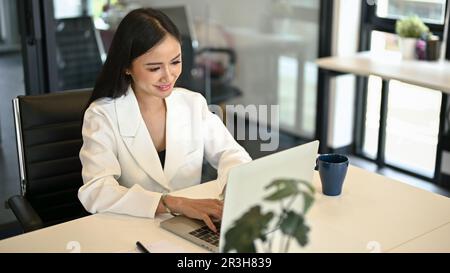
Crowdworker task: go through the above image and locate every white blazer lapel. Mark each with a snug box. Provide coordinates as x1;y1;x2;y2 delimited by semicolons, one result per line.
115;88;169;189
164;92;190;182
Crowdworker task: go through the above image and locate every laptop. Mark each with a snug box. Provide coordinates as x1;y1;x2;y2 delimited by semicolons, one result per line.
160;140;319;252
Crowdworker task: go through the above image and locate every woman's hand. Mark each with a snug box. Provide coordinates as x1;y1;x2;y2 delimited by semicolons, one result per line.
159;195;223;233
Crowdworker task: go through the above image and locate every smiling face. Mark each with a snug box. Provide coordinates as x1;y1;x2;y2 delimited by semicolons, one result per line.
127;34;182;99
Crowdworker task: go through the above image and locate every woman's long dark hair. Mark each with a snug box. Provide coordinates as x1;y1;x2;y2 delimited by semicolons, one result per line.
87;8;181;106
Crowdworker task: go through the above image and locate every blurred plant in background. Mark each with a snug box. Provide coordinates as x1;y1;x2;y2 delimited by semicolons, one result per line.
395;15;429;38
223;178;315;253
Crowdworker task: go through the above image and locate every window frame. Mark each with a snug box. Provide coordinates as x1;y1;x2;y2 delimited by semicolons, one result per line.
354;0;449;183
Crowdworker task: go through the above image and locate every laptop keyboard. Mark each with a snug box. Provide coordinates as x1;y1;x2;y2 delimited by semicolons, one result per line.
189;224;221;247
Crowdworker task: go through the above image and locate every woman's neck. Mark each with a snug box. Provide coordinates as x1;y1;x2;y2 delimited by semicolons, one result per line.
133;89;165;114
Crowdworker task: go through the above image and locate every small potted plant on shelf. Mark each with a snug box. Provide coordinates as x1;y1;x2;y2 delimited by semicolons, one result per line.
395;15;430;59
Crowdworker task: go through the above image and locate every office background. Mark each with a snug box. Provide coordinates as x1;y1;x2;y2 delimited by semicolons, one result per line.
0;0;449;239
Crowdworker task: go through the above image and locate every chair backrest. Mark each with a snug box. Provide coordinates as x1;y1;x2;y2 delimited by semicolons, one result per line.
54;17;104;90
13;89;92;226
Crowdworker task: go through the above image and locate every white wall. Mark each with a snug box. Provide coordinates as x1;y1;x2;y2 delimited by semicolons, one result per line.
327;0;361;149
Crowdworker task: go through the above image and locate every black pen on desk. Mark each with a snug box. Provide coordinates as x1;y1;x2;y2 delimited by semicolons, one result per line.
136;241;150;253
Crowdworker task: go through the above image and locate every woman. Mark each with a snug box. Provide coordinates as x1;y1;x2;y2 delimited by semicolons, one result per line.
78;8;251;232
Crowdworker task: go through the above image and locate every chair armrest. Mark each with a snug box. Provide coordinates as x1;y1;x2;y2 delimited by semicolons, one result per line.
8;195;44;233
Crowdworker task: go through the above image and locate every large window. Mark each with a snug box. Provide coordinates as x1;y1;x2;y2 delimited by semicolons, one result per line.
358;0;448;180
376;0;447;24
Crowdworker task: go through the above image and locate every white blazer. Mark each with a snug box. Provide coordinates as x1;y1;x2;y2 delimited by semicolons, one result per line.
78;87;251;218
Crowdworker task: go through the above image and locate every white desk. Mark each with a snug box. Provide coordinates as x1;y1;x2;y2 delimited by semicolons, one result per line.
1;166;449;253
316;51;450;94
388;223;450;253
0;182;221;253
304;166;450;253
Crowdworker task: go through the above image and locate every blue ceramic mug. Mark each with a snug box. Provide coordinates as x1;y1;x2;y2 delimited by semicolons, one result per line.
317;154;349;196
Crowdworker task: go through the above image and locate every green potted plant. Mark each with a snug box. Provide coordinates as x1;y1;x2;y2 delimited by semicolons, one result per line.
223;178;315;253
395;16;429;59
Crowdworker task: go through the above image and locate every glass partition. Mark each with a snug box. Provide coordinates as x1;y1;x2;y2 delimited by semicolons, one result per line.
30;0;321;140
94;0;320;138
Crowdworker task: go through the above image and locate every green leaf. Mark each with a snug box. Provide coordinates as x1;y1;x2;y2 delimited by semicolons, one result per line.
302;192;314;214
296;179;315;195
279;211;303;234
264;179;299;201
279;211;310;247
293;222;310;247
223;206;274;253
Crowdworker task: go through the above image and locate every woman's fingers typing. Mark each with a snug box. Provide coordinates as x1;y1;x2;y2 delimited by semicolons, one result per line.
201;213;217;233
173;197;223;232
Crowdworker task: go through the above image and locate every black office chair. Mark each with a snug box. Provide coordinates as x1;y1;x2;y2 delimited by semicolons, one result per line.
7;89;92;233
54;17;104;90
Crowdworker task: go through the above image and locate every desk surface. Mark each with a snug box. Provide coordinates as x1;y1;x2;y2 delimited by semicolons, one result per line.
1;166;449;253
388;222;450;253
0;182;220;253
303;166;450;253
316;51;450;93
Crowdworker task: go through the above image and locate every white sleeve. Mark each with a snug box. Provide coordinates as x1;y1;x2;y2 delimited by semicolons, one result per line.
201;97;252;191
78;106;161;218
